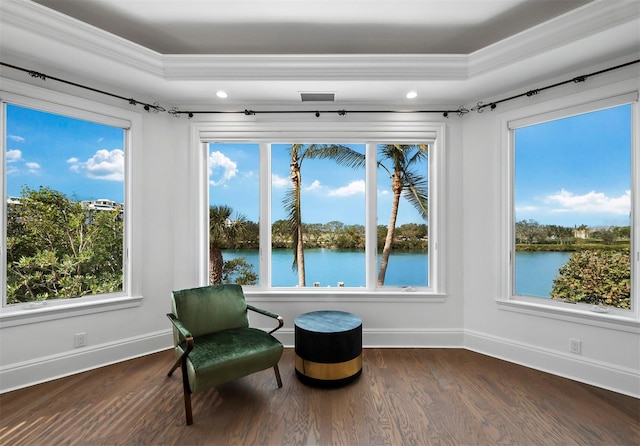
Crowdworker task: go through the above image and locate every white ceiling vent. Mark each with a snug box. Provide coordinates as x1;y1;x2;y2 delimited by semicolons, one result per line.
301;93;335;102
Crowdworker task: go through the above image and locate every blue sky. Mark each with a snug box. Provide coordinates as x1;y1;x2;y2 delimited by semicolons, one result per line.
5;103;632;229
5;104;125;203
208;142;427;226
514;104;631;228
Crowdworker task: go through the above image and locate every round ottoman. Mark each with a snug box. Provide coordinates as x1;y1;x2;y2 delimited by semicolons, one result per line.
294;310;362;387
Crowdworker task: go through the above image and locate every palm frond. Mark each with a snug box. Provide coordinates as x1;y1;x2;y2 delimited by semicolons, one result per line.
305;144;366;169
401;169;429;220
406;144;429;165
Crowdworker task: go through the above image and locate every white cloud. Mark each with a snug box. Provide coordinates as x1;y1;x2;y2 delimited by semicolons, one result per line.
328;180;365;197
305;180;322;191
272;173;289;188
5;150;39;176
6;150;22;162
8;135;25;143
545;189;630;215
69;149;124;181
209;151;238;186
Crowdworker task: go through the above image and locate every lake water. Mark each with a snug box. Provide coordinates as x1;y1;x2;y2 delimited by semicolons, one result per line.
224;249;571;295
223;248;428;287
515;251;571;298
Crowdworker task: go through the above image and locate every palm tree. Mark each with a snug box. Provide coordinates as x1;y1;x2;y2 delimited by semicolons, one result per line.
209;205;248;285
283;144;365;286
377;144;428;286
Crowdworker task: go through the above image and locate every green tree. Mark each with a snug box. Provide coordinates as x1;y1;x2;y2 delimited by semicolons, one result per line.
209;205;248;285
6;186;123;304
515;219;543;244
222;257;258;285
551;250;631;309
283;144;365;286
377;144;429;285
271;219;291;248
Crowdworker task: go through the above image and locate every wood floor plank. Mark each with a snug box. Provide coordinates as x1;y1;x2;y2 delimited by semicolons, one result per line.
1;348;638;445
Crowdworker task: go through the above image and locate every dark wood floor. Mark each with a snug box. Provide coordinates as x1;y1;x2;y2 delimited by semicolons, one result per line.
0;348;638;445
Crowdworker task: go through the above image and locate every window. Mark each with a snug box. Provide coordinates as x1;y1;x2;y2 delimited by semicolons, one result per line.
2;96;131;308
208;142;260;285
270;143;366;288
507;94;638;316
377;144;429;288
197;117;443;296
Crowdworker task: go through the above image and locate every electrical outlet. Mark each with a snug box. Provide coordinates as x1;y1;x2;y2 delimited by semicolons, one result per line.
569;338;581;354
74;332;87;348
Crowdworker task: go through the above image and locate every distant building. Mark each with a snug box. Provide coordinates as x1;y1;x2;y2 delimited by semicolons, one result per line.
81;199;121;212
573;228;588;239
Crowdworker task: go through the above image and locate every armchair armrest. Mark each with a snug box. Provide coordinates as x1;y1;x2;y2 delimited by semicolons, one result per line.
167;313;194;354
247;304;284;334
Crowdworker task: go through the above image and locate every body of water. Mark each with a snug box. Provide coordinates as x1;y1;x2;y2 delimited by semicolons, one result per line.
223;249;571;295
514;251;571;298
223;249;428;287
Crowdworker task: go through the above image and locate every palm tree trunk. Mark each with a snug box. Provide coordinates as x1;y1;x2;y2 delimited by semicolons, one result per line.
293;172;306;287
377;174;402;285
296;225;306;286
209;243;224;285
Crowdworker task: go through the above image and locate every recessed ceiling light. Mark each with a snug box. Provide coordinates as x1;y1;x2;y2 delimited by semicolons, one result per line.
406;91;418;99
216;91;228;99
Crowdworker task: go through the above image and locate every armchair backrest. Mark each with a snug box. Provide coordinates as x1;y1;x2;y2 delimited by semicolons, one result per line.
171;284;249;337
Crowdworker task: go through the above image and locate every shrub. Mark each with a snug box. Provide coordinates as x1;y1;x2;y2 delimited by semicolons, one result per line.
551;250;630;309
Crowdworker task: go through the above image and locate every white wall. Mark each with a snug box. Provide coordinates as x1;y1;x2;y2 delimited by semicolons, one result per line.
462;61;640;397
1;59;638;397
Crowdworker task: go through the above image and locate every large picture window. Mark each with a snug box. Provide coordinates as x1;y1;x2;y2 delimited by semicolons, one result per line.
2;99;129;306
196;119;443;295
509;96;637;314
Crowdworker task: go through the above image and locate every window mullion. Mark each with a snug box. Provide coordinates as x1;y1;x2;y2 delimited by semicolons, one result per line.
366;143;377;290
260;142;271;289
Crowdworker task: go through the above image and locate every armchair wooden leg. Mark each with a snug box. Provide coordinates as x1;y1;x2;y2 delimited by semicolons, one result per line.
167;357;181;377
180;361;193;425
273;364;282;388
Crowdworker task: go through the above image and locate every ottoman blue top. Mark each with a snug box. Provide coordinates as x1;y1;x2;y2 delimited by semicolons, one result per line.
295;310;362;333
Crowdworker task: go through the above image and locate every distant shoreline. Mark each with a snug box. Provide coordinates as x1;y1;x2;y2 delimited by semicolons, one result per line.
516;243;629;252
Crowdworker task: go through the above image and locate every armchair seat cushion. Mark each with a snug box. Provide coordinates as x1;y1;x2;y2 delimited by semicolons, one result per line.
177;327;284;393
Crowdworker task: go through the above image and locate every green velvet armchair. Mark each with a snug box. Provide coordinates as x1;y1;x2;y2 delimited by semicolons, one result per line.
167;284;284;425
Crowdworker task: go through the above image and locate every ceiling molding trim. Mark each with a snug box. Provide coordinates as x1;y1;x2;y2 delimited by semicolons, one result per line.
0;0;164;77
468;0;640;77
162;54;469;82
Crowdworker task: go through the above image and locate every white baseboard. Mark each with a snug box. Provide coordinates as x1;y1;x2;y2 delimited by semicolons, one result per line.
0;329;173;393
2;328;637;399
464;329;640;398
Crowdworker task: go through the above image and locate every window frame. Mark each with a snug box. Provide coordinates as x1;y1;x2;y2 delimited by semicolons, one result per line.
497;90;640;329
190;115;447;300
0;81;142;327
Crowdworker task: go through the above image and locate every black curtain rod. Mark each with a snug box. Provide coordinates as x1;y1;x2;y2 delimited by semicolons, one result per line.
169;108;470;118
2;59;638;118
0;61;166;113
471;59;640;112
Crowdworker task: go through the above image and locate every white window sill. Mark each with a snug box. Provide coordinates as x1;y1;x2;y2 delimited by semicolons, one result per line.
245;289;446;303
496;299;640;333
0;295;143;328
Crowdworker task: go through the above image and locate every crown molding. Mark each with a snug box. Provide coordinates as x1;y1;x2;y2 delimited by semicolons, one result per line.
0;0;164;77
468;0;640;77
162;54;469;81
1;0;638;86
